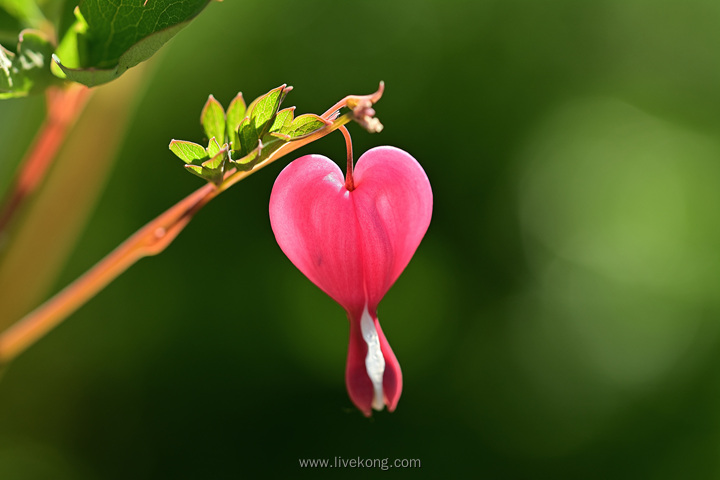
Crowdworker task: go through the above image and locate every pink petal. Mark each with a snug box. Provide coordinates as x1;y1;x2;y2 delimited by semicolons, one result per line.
269;147;433;312
269;154;366;312
351;146;433;308
345;314;375;416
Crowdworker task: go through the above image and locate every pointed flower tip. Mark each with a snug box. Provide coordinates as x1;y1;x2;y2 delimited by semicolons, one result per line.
345;307;403;417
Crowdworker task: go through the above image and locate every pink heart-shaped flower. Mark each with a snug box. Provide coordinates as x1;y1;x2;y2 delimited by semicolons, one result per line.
269;146;432;416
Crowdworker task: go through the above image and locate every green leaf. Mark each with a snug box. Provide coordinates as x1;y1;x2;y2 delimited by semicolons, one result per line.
53;0;211;87
268;132;291;142
201;95;225;145
206;137;221;158
259;135;289;159
185;157;224;185
249;84;286;138
197;140;227;185
226;92;246;150
184;164;206;179
237;115;258;158
233;85;290;157
169;139;207;164
202;146;226;170
230;141;262;168
270;107;295;133
282;114;328;139
0;29;54;99
229;133;291;173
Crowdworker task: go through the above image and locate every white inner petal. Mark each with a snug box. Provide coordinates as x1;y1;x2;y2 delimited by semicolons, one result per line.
360;305;386;411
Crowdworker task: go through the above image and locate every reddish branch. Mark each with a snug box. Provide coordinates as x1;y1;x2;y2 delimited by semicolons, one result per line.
0;84;91;234
0;182;217;363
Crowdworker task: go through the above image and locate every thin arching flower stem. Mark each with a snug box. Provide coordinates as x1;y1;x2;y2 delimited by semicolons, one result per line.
0;84;385;365
321;81;384;119
340;126;354;191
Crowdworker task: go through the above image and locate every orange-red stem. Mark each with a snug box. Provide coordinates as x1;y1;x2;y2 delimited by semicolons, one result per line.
340;126;354;191
0;84;91;234
0;182;217;363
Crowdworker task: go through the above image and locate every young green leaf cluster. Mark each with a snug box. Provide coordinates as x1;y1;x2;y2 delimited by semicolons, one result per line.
169;85;330;186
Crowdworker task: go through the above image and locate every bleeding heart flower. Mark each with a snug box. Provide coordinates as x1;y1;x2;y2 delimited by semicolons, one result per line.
269;146;432;416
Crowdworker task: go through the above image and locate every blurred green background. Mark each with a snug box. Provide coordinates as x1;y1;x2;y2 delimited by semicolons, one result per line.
2;0;720;477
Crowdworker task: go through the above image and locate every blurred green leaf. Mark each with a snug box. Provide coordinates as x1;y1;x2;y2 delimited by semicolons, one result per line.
0;8;22;47
0;29;54;98
201;95;225;146
169;140;207;164
55;0;80;44
54;0;211;87
50;4;86;80
0;0;44;28
0;16;16;33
